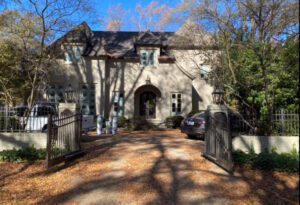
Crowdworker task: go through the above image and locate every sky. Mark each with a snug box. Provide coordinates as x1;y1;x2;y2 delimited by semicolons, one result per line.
0;0;186;37
80;0;184;31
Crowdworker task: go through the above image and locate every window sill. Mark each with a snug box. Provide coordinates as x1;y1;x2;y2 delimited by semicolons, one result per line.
140;64;157;69
64;61;83;65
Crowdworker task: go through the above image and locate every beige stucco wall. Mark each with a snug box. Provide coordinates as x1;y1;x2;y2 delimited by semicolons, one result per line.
50;47;215;123
50;57;107;116
233;135;299;153
107;59;193;122
0;132;47;151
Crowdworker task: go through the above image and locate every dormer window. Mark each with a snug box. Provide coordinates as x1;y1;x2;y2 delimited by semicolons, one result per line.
140;50;155;66
64;46;82;64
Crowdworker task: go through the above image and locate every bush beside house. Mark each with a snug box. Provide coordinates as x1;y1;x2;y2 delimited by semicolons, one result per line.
165;116;184;128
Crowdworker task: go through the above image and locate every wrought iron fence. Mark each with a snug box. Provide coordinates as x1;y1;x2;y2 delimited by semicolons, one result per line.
272;110;299;136
0;105;57;132
230;109;299;136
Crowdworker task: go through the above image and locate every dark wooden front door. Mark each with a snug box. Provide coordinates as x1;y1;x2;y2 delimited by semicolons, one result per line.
140;91;156;119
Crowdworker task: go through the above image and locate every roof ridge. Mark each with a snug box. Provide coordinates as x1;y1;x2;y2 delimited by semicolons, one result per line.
92;30;175;34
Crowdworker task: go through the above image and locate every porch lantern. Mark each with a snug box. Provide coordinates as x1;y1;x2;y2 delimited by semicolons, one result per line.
64;84;76;103
212;86;224;105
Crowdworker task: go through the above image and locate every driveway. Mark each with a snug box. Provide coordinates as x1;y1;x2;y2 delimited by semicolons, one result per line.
0;130;299;205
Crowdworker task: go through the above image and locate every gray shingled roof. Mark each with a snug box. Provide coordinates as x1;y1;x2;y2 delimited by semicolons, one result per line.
84;31;175;57
51;22;216;59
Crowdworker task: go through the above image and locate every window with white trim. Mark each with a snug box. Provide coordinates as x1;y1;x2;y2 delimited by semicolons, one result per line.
171;93;182;116
47;85;64;103
140;50;155;66
64;46;82;63
113;91;125;116
80;84;95;115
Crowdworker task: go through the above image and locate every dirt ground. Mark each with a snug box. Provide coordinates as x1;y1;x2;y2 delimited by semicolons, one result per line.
0;130;299;205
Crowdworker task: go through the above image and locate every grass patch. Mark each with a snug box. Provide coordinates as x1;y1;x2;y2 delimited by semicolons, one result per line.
233;147;299;172
0;146;46;162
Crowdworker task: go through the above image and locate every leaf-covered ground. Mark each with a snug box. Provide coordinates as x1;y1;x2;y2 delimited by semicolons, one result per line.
0;130;299;205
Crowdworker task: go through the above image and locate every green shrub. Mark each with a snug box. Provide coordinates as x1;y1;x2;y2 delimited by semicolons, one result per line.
233;149;257;166
0;146;46;162
125;119;133;130
117;116;127;128
233;147;299;172
165;115;184;128
132;116;151;130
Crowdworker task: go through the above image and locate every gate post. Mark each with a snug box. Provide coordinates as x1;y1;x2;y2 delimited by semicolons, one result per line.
204;104;233;173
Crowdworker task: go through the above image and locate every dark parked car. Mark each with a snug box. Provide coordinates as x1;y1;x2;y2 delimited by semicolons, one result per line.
180;112;206;139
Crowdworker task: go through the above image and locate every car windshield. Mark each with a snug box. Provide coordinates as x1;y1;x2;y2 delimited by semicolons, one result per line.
192;113;205;118
15;107;28;116
36;106;55;117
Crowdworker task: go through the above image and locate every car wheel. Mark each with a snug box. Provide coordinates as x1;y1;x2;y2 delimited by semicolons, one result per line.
42;124;58;133
42;125;48;132
197;134;205;140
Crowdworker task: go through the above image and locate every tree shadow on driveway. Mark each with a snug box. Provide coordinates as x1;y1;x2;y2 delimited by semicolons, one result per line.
3;130;297;205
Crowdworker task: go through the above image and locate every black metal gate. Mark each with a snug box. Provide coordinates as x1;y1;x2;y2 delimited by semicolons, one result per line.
204;108;233;173
46;113;82;169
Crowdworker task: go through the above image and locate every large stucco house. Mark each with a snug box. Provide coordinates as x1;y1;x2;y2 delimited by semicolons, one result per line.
48;22;216;124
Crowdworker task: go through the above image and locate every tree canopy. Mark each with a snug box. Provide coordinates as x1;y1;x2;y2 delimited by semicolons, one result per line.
181;0;299;115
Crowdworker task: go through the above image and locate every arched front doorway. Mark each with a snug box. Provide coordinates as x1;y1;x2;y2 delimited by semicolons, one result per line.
140;91;156;119
134;84;161;119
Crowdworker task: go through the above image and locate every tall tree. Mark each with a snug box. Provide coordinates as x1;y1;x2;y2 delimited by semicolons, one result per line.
135;1;173;31
0;0;92;107
105;4;127;31
181;0;299;116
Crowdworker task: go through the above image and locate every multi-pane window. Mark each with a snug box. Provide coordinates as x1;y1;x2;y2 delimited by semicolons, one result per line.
171;93;182;116
113;91;125;116
140;50;155;66
80;84;95;115
200;65;210;79
47;85;64;103
65;46;82;63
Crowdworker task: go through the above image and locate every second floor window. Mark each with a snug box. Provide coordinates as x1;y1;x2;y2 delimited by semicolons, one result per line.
140;50;155;66
65;46;82;63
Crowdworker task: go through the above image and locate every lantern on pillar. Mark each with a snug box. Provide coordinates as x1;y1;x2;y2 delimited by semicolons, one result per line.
212;86;224;105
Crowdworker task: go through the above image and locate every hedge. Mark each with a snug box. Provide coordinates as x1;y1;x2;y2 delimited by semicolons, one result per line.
0;146;46;162
233;147;299;172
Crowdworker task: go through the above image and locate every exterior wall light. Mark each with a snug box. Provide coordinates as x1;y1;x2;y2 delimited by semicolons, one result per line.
212;86;224;105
